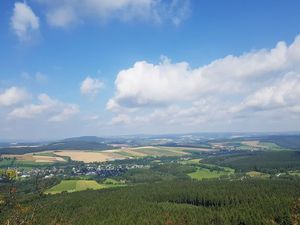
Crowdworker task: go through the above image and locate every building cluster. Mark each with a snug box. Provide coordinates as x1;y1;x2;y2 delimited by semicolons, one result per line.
1;162;149;181
71;163;147;177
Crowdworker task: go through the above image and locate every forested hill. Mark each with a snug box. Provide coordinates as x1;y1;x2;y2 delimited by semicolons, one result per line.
0;136;114;155
1;179;300;225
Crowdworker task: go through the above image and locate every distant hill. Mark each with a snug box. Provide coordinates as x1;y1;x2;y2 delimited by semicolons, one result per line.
239;135;300;150
61;136;106;143
0;136;114;155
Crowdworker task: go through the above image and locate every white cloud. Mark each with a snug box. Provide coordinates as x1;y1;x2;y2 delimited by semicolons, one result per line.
110;114;131;125
37;0;190;27
80;76;104;98
49;104;79;122
11;2;40;41
9;94;56;118
231;74;300;113
107;35;300;128
9;94;79;122
108;36;300;111
46;7;76;28
0;87;30;107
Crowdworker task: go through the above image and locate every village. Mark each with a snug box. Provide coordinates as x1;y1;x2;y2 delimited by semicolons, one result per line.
0;162;149;181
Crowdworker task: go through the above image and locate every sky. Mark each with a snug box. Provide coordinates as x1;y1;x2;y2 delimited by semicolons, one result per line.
1;0;300;140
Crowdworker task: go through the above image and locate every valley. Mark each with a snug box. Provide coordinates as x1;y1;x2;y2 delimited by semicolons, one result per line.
1;133;300;224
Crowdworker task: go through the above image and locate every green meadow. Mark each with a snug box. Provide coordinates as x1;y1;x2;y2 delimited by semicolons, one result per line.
188;168;233;180
45;180;125;194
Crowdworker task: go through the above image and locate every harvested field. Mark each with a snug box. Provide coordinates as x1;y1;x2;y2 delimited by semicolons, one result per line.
1;154;66;163
33;155;66;163
2;146;215;164
55;150;126;163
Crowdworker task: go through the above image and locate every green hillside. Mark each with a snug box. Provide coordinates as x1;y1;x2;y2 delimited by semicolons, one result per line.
45;180;124;194
1;179;299;225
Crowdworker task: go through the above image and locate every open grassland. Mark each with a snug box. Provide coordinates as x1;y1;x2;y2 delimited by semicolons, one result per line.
188;168;233;180
45;180;125;194
128;146;187;157
125;146;213;157
187;163;234;181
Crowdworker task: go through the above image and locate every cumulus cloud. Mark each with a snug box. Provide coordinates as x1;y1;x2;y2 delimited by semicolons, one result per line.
231;74;300;113
108;36;300;111
49;104;79;122
36;0;190;27
46;7;76;28
110;97;228;128
107;35;300;128
9;94;79;122
0;87;30;107
110;114;131;125
80;76;104;98
10;2;39;41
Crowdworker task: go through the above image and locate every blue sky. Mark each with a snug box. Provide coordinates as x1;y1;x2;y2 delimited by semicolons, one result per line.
1;0;300;140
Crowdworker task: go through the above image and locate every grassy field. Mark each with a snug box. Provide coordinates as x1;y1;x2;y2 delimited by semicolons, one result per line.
289;170;300;176
0;158;15;167
45;180;125;194
1;153;67;168
179;158;235;180
131;147;184;157
246;171;270;178
187;162;234;180
180;158;202;165
103;178;123;185
0;157;53;168
240;141;291;151
188;168;233;180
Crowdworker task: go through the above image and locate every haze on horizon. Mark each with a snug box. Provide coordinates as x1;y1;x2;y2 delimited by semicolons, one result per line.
1;0;300;140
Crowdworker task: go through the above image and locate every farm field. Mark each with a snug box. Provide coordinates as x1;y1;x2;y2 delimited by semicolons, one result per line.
0;153;66;167
46;146;199;163
0;144;222;165
127;146;188;157
241;141;285;151
54;150;126;163
188;163;234;180
180;158;202;164
45;180;125;194
188;167;234;180
210;140;287;151
2;140;289;166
